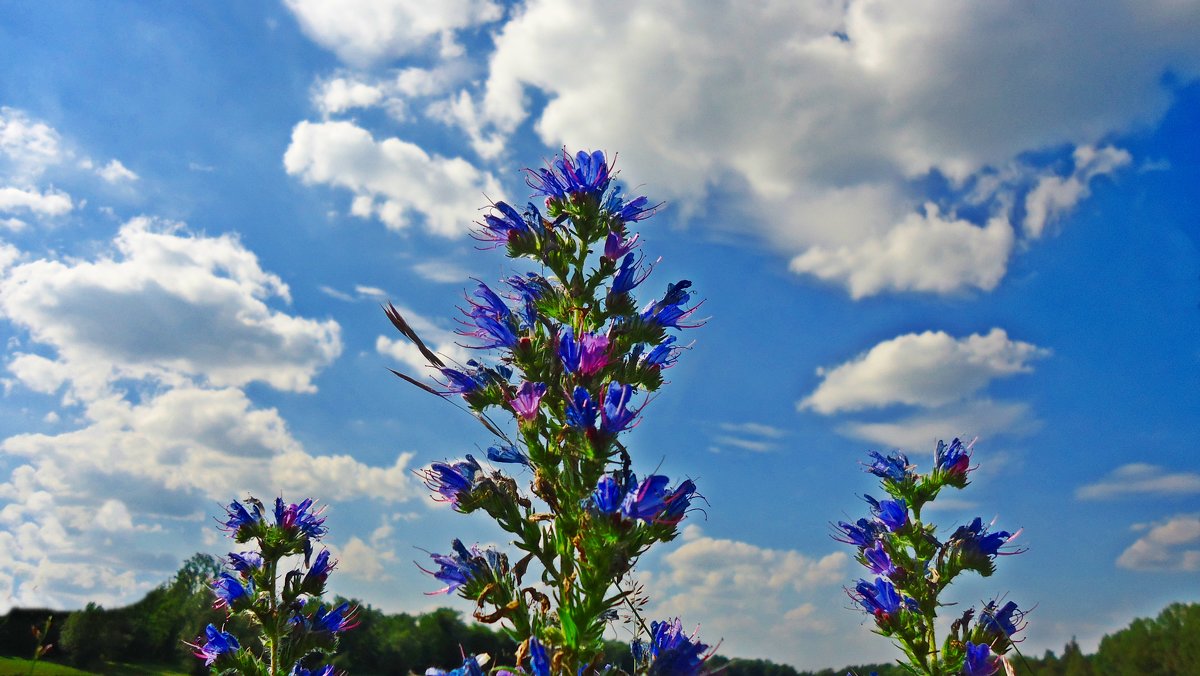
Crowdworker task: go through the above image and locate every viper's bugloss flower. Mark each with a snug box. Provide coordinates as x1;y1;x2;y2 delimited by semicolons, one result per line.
420;539;496;595
834;517;886;547
604;230;640;260
853;577;915;622
211;572;252;609
591;474;626;514
643;336;681;368
611;253;650;295
622;475;693;523
634;618;711;676
227;551;263;576
290;664;335;676
481;201;531;243
222;500;262;533
559;326;580;372
311;602;359;633
866;495;907;532
658;479;698;525
641;280;701;329
275;498;327;539
951;517;1021;559
578;332;610;375
936;437;972;477
486;443;529;466
863;540;896;577
566;386;598;429
528;636;550;676
469;282;509;319
426;655;486;676
189;624;239;666
979;600;1026;638
600;381;639;433
420;456;482;507
605;187;656;223
963;641;999;676
864;450;912;482
511;381;547;421
304;549;335;587
440;367;486;395
462;315;518;350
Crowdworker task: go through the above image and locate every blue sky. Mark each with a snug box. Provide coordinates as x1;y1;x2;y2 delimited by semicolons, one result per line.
0;1;1198;670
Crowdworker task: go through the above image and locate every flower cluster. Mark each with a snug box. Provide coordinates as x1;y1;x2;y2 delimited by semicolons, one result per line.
837;440;1026;675
389;150;707;674
190;496;356;675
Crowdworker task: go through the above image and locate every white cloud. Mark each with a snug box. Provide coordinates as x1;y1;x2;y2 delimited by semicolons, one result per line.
412;259;471;284
375;303;473;376
0;107;63;178
314;77;385;115
711;421;787;453
283;120;503;237
839;399;1039;450
1117;515;1200;572
801;328;1049;414
0;217;341;396
1076;464;1200;500
0;186;73;216
283;0;503;67
1023;145;1131;238
645;527;848;663
95;159;138;183
425;0;1198;296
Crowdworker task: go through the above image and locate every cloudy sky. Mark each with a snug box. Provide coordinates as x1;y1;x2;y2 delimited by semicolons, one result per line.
1;1;1198;670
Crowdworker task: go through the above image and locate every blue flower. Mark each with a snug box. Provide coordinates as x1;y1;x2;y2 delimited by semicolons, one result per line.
189;624;239;666
621;475;693;524
526;150;611;202
641;280;700;329
604;186;657;223
864;450;911;482
566;386;598;429
290;664;335;676
274;498;327;539
420;456;482;508
611;253;649;295
303;549;335;587
951;517;1021;558
643;336;680;368
635;618;710;676
227;551;263;576
311;602;358;633
480;200;532;243
528;636;550;676
834;518;886;547
600;382;639;433
211;572;252;609
559;326;581;372
426;655;486;676
420;539;498;596
590;474;626;514
657;480;698;525
486;444;529;466
962;641;999;676
865;495;907;532
936;437;972;477
863;540;895;577
853;577;916;622
222;500;262;533
439;367;486;395
604;230;640;260
979;600;1025;638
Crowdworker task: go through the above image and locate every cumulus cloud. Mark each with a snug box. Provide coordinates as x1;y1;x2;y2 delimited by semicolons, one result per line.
313;76;386;116
801;328;1049;414
95;159;138;183
387;0;1199;296
283;0;503;67
0;186;73;216
645;527;848;663
1116;515;1200;572
376;303;473;376
1076;464;1200;500
0;107;64;178
284;120;502;237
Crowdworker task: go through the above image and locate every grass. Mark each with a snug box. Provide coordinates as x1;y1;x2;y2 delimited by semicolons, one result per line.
0;657;188;676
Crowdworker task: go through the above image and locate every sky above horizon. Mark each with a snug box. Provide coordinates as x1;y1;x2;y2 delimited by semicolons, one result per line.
1;1;1198;671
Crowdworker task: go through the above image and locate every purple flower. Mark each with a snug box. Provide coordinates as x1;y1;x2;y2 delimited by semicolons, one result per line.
863;540;895;577
511;381;547;421
980;600;1026;638
227;551;263;576
486;444;529;466
274;498;327;539
936;437;973;477
480;201;531;243
420;539;497;595
604;231;640;260
578;332;610;376
189;624;239;666
834;518;886;547
864;450;911;482
590;474;626;514
600;382;640;433
635;618;710;676
963;641;999;676
221;500;262;533
566;386;598;429
439;367;485;395
420;456;482;507
641;280;701;329
304;549;335;587
853;577;915;621
211;572;252;609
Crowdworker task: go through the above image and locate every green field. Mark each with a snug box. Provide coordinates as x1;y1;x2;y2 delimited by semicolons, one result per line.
0;657;186;676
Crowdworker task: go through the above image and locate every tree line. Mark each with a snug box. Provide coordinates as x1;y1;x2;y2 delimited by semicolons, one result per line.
0;553;1195;674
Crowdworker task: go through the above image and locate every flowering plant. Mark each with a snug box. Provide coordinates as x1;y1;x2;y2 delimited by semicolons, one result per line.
836;440;1027;676
388;150;710;675
189;496;356;675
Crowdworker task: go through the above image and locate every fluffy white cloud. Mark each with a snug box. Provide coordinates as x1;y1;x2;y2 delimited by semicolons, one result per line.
0;107;63;178
411;0;1199;295
1117;515;1200;572
1076;463;1200;500
0;186;73;216
95;158;138;183
801;328;1049;414
1;217;341;396
313;76;385;115
284;120;503;237
283;0;503;67
375;303;473;376
645;527;849;665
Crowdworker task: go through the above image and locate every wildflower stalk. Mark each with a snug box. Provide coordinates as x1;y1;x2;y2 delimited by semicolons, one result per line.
395;150;711;675
836;440;1028;676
